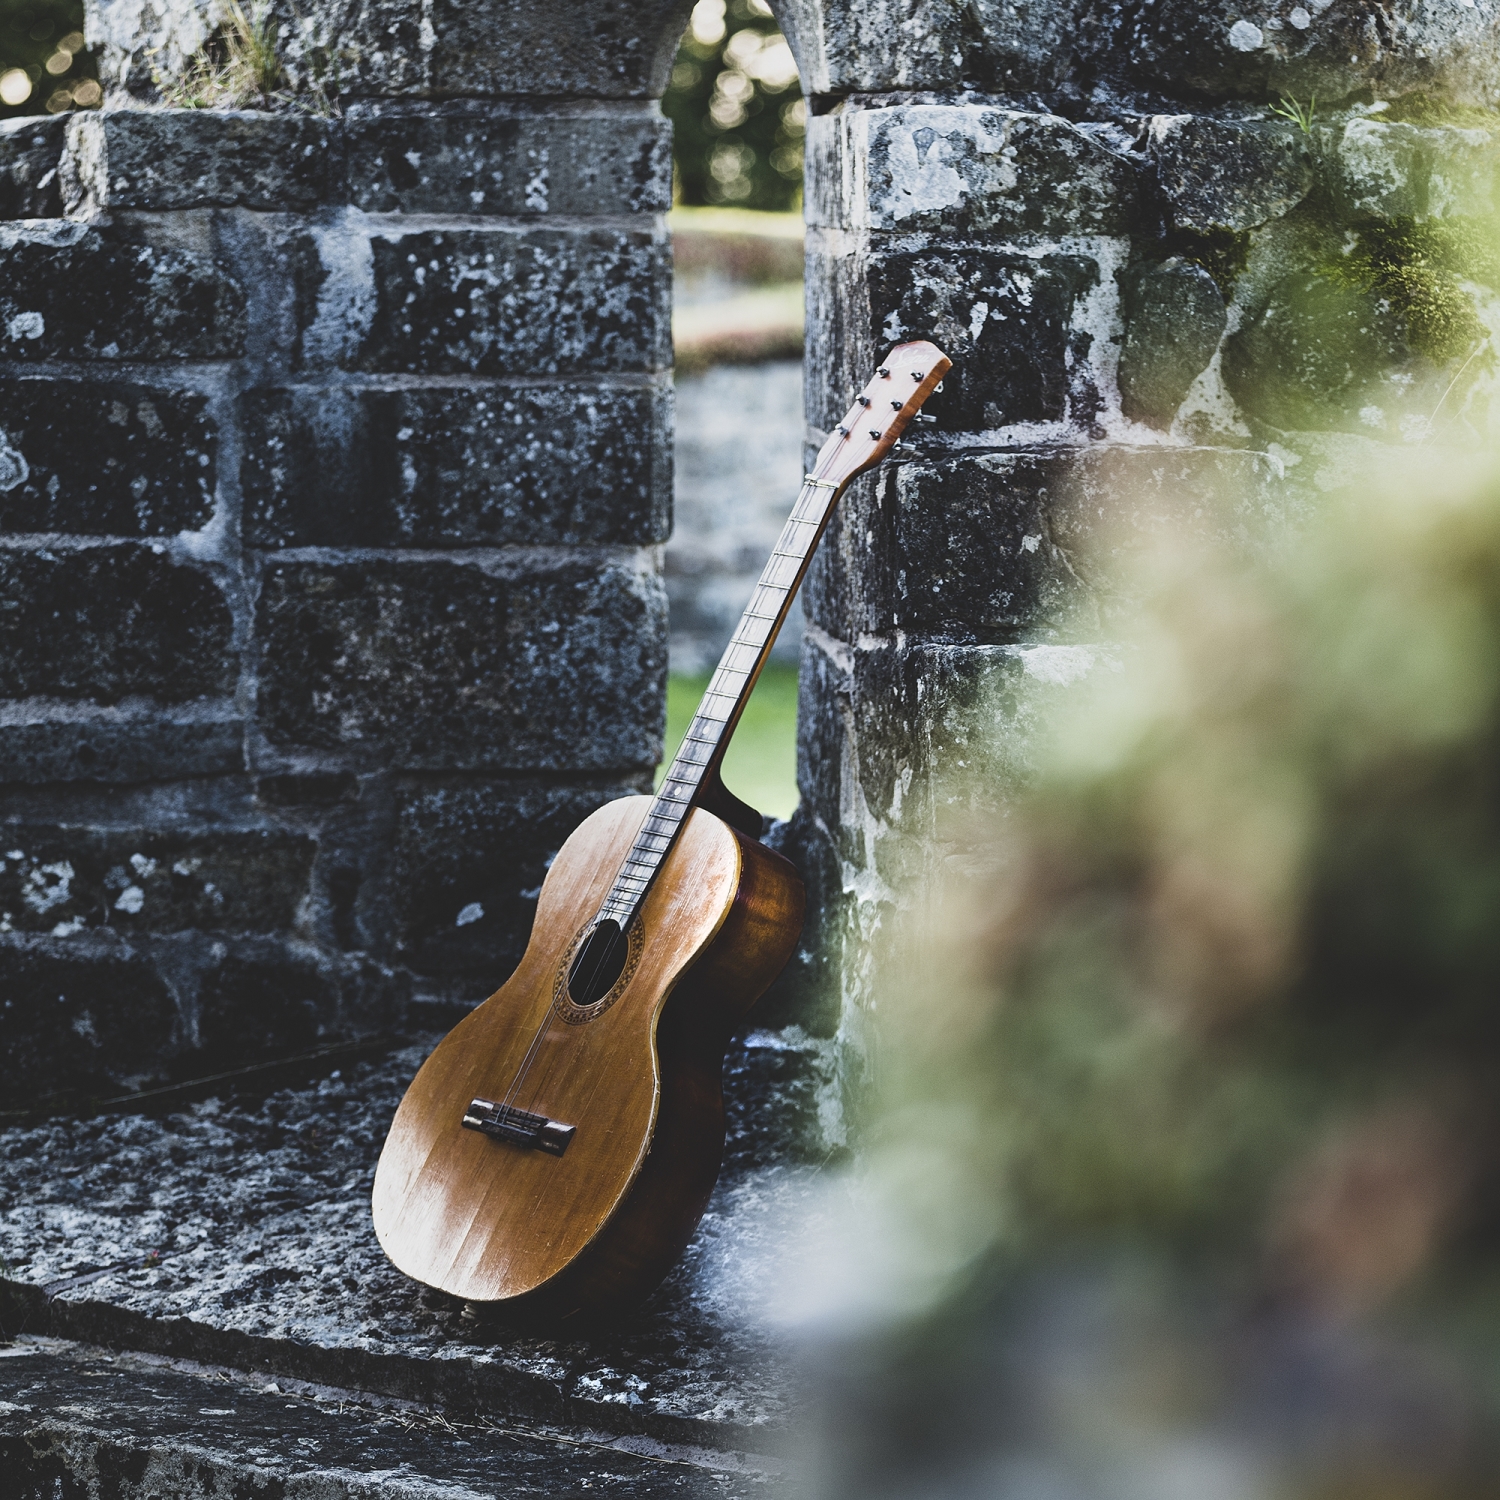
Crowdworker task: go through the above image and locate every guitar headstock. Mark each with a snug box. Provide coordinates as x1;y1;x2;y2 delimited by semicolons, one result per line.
809;340;953;491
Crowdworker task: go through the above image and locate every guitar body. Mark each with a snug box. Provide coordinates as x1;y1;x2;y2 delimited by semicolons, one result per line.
371;794;804;1320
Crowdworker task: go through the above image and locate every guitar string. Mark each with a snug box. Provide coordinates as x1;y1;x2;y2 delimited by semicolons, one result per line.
493;363;933;1127
494;465;845;1125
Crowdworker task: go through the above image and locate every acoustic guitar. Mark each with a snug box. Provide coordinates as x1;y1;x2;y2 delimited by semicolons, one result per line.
372;340;952;1319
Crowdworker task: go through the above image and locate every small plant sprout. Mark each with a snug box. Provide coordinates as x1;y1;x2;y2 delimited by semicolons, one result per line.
1269;92;1316;134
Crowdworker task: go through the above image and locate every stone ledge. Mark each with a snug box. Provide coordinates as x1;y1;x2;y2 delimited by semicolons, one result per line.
0;1040;826;1455
0;1338;792;1497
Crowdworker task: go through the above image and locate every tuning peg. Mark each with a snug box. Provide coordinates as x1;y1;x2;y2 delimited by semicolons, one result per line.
913;413;936;424
890;400;902;410
878;367;891;377
837;426;850;436
869;429;882;439
857;395;871;407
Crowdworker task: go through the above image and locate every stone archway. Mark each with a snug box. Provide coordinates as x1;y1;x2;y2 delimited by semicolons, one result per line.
3;0;1499;1123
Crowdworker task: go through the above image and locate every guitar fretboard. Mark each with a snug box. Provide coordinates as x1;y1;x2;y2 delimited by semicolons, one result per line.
595;476;837;929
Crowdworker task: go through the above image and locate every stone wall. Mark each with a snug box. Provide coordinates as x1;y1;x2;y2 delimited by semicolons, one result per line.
0;75;677;1102
4;0;1500;1121
778;0;1500;1111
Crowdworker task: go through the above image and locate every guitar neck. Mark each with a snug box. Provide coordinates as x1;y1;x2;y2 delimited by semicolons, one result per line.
595;473;837;928
596;341;952;932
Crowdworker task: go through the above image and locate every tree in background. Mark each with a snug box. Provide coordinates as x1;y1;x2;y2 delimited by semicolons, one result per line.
663;0;803;212
0;0;98;116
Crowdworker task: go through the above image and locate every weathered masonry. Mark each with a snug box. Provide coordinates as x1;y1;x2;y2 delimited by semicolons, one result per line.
0;84;675;1102
4;1;1500;1116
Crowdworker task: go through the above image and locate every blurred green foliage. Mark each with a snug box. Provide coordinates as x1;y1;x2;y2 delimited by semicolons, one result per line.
0;0;98;118
1317;216;1499;363
866;451;1500;1337
663;0;804;211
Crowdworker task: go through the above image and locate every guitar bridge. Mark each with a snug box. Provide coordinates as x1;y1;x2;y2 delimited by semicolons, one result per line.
462;1097;576;1156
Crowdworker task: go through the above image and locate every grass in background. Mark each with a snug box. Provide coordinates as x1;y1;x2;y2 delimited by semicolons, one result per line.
659;663;799;820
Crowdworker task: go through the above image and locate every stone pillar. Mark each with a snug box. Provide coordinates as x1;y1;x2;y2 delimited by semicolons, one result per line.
0;2;688;1104
781;1;1500;1112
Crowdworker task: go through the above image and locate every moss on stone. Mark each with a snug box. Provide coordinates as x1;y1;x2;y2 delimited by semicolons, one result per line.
1315;216;1494;363
1380;94;1500;130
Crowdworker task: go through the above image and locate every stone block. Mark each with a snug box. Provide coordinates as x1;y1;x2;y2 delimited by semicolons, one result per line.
1323;115;1500;220
0;937;180;1100
807;237;1098;432
806;447;1290;643
192;939;403;1070
96;0;695;101
240;383;670;548
0;714;244;784
776;0;969;94
965;0;1107;92
0;379;215;537
797;633;1116;893
0;548;237;705
389;777;645;982
1149;115;1314;234
805;453;1072;643
0;827;315;938
1128;0;1500;109
887;452;1085;641
808;105;1138;235
62;110;336;214
345;103;671;215
0;222;245;363
348;226;670;375
255;557;666;770
0;115;65;220
1223;271;1439;436
290;0;691;99
1428;121;1500;216
1118;259;1228;429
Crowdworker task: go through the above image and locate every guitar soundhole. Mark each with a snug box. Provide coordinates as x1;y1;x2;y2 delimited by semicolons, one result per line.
568;920;629;1008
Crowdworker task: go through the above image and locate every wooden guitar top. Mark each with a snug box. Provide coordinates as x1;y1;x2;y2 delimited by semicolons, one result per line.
372;796;743;1303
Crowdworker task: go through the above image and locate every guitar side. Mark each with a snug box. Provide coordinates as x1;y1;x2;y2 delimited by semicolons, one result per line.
371;795;804;1319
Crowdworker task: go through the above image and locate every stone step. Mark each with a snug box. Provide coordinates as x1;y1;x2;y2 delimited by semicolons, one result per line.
0;1336;795;1498
0;1038;834;1460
